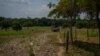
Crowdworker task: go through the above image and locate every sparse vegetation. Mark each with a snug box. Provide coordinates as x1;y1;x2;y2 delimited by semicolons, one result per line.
0;0;100;56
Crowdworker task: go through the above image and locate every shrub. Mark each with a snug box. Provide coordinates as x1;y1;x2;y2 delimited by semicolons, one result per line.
12;23;22;31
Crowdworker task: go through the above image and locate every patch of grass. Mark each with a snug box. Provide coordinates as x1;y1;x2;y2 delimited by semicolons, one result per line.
47;33;58;43
0;28;31;36
89;31;99;37
74;40;100;53
76;29;87;36
0;26;50;46
0;36;15;45
0;26;50;36
77;29;99;37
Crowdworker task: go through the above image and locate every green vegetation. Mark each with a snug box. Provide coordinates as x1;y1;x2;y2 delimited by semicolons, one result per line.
0;0;100;56
0;27;50;36
74;40;100;53
0;16;98;29
12;23;22;31
0;27;99;56
0;27;31;36
0;19;11;30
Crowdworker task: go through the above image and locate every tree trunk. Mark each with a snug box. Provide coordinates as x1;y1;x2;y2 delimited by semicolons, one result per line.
87;28;89;41
70;17;73;44
73;0;77;41
66;31;69;53
96;4;100;44
87;19;90;41
75;27;77;40
74;14;77;41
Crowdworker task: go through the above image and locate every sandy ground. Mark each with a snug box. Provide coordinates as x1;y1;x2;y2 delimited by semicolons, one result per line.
56;33;65;56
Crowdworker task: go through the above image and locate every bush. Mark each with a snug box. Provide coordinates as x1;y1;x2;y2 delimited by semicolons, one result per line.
0;20;11;30
12;23;22;31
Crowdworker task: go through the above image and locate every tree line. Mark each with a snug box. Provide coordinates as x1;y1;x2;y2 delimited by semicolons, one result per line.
0;16;98;31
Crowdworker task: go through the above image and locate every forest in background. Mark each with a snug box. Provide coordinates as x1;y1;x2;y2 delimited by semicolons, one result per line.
0;16;98;31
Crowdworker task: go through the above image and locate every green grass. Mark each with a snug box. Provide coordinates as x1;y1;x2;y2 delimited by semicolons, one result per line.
76;29;99;37
0;27;98;37
56;28;99;41
0;28;31;36
74;40;100;53
0;26;50;36
0;27;99;45
89;31;99;37
0;26;50;45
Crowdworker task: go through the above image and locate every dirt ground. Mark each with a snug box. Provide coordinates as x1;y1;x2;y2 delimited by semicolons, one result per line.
0;31;97;56
0;32;59;56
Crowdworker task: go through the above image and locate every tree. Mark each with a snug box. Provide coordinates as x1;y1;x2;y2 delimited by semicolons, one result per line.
95;0;100;43
48;2;55;9
12;23;22;31
0;16;5;22
23;21;33;27
48;0;80;52
48;0;81;44
0;20;11;30
77;0;100;43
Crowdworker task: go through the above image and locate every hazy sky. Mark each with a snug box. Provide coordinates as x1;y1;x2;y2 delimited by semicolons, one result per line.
0;0;57;18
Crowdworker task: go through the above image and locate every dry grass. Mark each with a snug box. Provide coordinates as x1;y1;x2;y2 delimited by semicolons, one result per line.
0;27;99;56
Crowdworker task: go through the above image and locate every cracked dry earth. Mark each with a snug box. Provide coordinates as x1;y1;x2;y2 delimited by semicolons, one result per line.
0;32;59;56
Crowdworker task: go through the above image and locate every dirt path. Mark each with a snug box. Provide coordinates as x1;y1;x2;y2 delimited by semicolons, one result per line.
31;32;57;56
57;33;65;56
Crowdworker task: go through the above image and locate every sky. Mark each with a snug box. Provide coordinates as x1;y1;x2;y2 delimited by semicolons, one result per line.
0;0;57;18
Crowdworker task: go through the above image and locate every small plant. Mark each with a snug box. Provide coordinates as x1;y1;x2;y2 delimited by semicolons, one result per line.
28;41;35;56
29;46;35;56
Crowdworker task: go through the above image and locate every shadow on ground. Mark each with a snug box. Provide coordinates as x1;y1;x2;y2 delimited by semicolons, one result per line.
54;43;66;47
74;40;100;56
53;40;100;56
